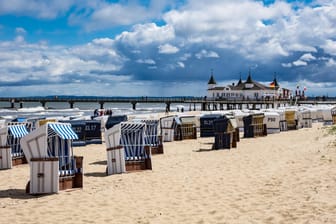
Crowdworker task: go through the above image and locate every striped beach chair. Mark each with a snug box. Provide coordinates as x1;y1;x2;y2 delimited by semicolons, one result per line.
20;122;83;194
105;122;152;175
0;124;29;169
141;119;163;154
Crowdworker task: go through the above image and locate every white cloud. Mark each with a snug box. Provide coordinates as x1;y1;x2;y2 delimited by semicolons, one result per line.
195;50;219;59
281;63;292;68
136;59;156;65
323;39;336;56
15;27;26;34
0;0;75;19
300;53;316;61
326;58;336;67
293;60;308;66
177;62;185;68
116;23;175;46
158;43;179;54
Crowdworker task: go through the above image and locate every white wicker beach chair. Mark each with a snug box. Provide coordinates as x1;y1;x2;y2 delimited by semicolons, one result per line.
20;122;83;194
105;122;152;175
0;124;29;169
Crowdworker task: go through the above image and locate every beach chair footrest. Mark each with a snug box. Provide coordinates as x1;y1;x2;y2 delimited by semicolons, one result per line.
151;145;164;155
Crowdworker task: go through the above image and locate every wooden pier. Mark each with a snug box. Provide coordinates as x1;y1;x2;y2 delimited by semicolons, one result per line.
0;96;335;111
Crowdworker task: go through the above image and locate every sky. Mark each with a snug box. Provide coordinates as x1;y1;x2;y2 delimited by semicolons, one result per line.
0;0;335;97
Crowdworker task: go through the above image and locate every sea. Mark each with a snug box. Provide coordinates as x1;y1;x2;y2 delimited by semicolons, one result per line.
0;101;201;121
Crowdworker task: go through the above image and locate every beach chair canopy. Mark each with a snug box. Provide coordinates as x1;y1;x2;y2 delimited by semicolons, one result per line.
0;125;29;146
21;122;78;162
105;115;128;130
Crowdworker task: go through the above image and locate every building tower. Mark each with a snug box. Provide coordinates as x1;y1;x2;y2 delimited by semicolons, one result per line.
207;69;217;90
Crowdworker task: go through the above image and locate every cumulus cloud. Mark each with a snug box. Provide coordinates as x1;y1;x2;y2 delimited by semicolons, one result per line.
293;60;308;66
136;59;156;65
158;44;179;54
116;23;175;46
195;50;219;59
0;0;75;19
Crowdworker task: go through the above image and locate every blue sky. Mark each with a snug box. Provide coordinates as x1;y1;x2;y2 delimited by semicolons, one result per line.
0;0;335;97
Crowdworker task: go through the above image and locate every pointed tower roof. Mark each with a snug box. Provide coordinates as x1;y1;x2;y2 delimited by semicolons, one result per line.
207;69;217;85
237;73;242;85
272;73;279;87
246;69;253;83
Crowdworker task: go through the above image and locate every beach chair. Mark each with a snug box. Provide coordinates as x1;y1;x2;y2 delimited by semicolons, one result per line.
0;124;29;169
285;110;298;130
84;120;102;144
243;113;267;138
160;115;178;142
200;114;224;137
263;111;281;134
178;115;197;140
212;117;237;150
332;107;336;125
105;122;152;175
20;122;83;194
299;109;312;128
141;119;163;154
321;107;333;125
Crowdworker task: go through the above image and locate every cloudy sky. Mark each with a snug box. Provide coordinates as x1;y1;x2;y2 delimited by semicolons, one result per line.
0;0;335;97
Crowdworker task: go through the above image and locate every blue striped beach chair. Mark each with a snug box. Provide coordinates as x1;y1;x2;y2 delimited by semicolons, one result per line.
139;119;163;154
0;124;29;169
20;122;83;194
105;121;152;175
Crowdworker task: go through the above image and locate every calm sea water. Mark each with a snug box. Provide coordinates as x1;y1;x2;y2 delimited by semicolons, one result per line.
0;101;201;120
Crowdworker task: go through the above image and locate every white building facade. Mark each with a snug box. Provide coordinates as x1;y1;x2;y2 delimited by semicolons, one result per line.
207;72;291;100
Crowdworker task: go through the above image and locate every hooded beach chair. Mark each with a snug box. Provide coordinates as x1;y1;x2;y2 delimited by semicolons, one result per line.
0;124;29;169
84;120;102;144
200;114;224;137
160;115;179;142
299;109;312;128
178;115;197;140
263;111;281;134
243;113;267;138
20;122;83;194
212;116;238;150
284;110;298;130
105;122;152;175
141;119;163;154
60;120;86;147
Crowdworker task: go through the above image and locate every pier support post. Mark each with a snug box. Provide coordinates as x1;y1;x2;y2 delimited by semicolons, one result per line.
202;102;207;111
194;103;196;111
10;99;15;108
99;102;104;109
132;102;137;110
220;103;224;110
40;101;47;108
19;101;23;108
69;101;74;109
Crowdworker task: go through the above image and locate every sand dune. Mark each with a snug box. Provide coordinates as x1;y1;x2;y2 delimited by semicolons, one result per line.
1;122;335;223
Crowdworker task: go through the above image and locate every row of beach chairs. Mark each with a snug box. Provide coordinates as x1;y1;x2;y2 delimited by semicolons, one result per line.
1;105;336;195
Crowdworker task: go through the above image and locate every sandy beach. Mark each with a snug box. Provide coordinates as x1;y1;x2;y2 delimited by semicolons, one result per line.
1;119;335;223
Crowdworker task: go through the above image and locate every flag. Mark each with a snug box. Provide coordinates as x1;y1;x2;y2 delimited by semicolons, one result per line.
303;86;307;91
269;81;275;88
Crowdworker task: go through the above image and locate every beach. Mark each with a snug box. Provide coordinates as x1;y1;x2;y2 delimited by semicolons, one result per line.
1;116;336;223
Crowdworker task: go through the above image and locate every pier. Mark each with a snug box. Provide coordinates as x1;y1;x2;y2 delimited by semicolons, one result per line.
0;96;335;111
